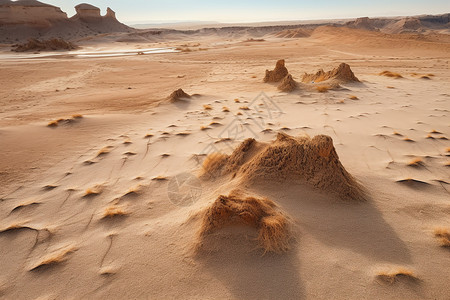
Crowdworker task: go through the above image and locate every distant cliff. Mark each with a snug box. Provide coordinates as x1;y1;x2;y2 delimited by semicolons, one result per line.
0;0;133;43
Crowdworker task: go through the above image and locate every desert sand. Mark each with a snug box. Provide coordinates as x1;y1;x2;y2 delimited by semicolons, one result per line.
1;15;450;300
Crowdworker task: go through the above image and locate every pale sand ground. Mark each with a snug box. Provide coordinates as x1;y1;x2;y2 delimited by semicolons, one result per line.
0;27;449;299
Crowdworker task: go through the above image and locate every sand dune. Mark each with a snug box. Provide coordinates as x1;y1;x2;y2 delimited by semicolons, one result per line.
0;11;450;299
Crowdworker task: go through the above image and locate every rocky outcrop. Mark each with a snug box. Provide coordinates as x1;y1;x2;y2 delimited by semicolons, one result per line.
0;0;132;43
0;0;67;26
73;3;101;19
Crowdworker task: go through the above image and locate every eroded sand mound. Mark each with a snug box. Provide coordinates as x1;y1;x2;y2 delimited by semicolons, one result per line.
197;191;291;253
264;59;289;83
168;88;191;102
278;74;298;92
302;63;359;84
11;38;76;52
202;133;365;200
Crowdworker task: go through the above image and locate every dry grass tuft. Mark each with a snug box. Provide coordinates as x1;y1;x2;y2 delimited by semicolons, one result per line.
200;126;211;131
434;228;450;247
203;104;212;110
30;245;77;271
201;153;228;176
377;268;418;284
176;132;191;136
102;205;129;219
198;193;291;253
393;131;403;136
97;146;112;157
336;100;345;104
426;134;435;139
379;71;403;78
84;185;103;197
446;147;450;153
209;121;222;126
71;114;83;119
430;129;441;134
348;95;359;100
152;176;168;181
403;137;414;142
234;98;240;103
407;158;424;167
386;86;395;89
222;106;230;112
316;86;330;93
144;133;154;138
239;106;250;110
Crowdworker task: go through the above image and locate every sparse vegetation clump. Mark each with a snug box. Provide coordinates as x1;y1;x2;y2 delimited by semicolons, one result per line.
12;38;77;52
376;268;418;284
198;192;291;253
103;205;129;219
30;245;77;271
407;158;424;167
379;71;403;78
316;86;330;93
47;115;83;127
348;95;359;100
434;228;450;247
84;185;103;197
203;104;212;110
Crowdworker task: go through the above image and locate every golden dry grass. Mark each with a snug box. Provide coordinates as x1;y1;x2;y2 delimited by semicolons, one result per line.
96;147;112;157
102;205;129;219
71;114;83;119
144;133;154;138
336;100;345;104
407;158;424;167
393;131;403;136
203;104;212;110
379;71;403;78
84;185;103;197
152;176;168;181
30;245;77;271
377;268;417;284
200;126;211;131
222;106;230;112
239;106;250;110
348;95;359;100
446;147;450;153
386;86;395;89
176;132;191;136
236;112;243;116
434;228;450;247
430;129;442;134
315;86;330;93
234;98;240;103
198;193;291;253
403;137;414;142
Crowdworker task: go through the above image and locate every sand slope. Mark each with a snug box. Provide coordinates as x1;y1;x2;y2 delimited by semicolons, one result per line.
0;25;450;299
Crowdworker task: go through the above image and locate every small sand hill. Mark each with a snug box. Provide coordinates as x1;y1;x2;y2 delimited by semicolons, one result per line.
278;74;298;92
168;88;191;102
202;133;365;200
264;59;289;83
302;63;360;84
197;191;291;253
383;18;424;34
274;28;311;38
12;38;76;52
345;17;378;31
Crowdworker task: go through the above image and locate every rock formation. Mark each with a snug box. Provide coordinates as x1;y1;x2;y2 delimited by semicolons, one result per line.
0;0;132;43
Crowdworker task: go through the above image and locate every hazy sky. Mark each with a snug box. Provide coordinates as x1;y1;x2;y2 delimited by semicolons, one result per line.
43;0;450;24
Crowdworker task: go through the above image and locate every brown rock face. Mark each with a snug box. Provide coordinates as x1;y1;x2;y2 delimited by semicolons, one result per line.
264;59;289;83
168;89;191;102
106;7;116;18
